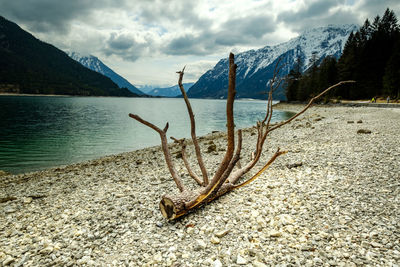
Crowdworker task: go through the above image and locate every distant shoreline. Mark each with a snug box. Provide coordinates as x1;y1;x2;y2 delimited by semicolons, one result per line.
0;93;144;98
0;93;73;97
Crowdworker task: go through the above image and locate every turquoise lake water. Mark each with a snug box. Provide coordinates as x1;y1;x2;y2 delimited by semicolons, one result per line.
0;96;293;174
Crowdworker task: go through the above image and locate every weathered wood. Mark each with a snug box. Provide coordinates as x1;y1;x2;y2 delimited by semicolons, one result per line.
129;52;356;220
128;114;185;192
177;67;209;186
171;137;203;186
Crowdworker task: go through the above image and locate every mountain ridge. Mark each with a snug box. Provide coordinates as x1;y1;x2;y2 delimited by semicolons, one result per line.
187;24;358;100
68;52;145;96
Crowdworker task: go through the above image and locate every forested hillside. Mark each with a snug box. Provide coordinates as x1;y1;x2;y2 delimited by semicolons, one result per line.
286;8;400;101
0;16;136;97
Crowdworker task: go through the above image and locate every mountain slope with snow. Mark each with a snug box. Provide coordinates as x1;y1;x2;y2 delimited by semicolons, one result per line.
68;52;145;96
187;24;358;100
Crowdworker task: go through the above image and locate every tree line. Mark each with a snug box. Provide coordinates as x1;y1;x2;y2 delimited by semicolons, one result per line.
286;8;400;101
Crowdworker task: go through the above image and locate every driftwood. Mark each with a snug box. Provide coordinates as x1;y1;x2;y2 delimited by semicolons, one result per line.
129;53;354;220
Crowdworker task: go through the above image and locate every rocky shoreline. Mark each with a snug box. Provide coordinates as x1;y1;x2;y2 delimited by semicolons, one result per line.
1;104;399;266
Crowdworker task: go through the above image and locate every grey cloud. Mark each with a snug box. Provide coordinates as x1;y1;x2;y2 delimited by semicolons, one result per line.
102;32;150;62
0;0;100;33
277;0;400;32
215;15;276;45
278;0;355;31
163;14;277;56
163;34;211;56
107;33;134;51
358;0;400;18
139;0;211;30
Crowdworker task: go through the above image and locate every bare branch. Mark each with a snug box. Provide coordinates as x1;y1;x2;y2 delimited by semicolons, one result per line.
229;81;355;185
209;129;242;198
232;148;287;190
208;53;237;187
129;113;166;135
177;67;209;186
185;130;243;210
262;56;284;125
129;113;185;192
171;137;203;186
268;80;355;132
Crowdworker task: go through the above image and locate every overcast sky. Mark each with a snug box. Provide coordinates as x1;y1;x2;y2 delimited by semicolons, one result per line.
1;0;399;87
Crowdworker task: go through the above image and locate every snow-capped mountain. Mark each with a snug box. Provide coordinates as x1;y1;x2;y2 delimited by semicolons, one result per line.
68;52;145;96
187;24;358;100
147;83;194;97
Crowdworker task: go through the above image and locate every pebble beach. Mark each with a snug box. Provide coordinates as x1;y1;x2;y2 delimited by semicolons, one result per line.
1;103;399;266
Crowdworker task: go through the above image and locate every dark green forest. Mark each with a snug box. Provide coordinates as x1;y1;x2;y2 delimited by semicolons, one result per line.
286;8;400;101
0;16;137;97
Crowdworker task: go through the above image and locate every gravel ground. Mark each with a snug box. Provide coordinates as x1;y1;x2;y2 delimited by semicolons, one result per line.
1;104;399;266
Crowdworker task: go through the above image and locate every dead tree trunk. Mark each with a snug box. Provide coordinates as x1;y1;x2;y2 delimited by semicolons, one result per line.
129;53;355;220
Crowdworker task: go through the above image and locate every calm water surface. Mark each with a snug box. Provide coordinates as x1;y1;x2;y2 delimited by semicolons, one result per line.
0;96;293;174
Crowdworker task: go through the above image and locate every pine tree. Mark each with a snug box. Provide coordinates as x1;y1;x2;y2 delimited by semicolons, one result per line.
383;40;400;98
285;55;303;101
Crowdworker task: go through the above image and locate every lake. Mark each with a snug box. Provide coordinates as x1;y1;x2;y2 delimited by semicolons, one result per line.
0;96;294;174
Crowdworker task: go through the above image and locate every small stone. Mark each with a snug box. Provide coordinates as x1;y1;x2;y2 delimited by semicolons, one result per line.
369;231;378;238
181;253;190;259
211;236;220;244
3;256;15;266
247;249;256;257
347;121;354;123
186;227;194;234
366;251;375;261
213;259;222;267
215;229;230;238
4;206;16;214
333;232;340;238
357;120;363;123
301;245;315;251
371;242;382;248
195;239;207;250
251;210;260;218
256;217;264;226
78;256;91;265
74;230;83;237
207;143;217;153
314;257;323;264
253;260;268;267
328;260;338;266
285;225;295;234
153;252;162;262
269;230;282;237
156;221;163;227
279;214;294;225
357;129;371;134
287;162;303;169
40;247;53;254
23;197;33;204
237;255;247;265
